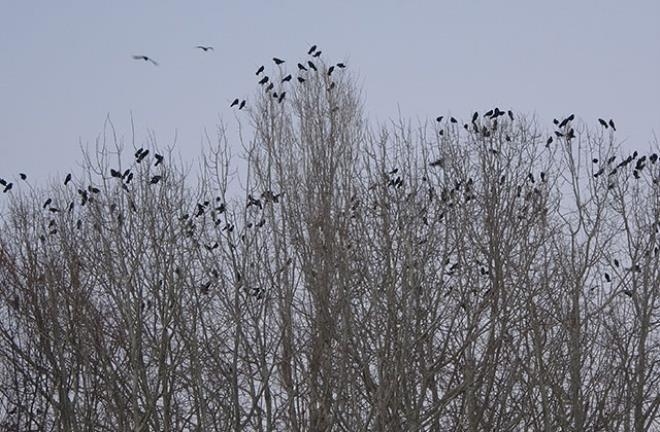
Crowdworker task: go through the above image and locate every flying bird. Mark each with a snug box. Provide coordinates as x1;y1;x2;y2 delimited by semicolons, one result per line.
256;65;265;75
195;45;214;52
273;57;285;65
132;55;158;66
308;44;317;55
230;98;239;107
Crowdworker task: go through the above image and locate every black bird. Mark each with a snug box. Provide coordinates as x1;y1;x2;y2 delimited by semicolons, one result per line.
567;113;575;121
259;76;269;85
633;170;640;179
598;118;608;128
328;66;335;76
559;117;570;128
43;198;52;209
64;173;72;185
297;77;305;83
195;45;214;52
110;169;122;178
256;65;265;75
650;153;658;163
553;118;559;125
307;61;317;71
436;116;443;122
472;112;479;122
155;153;164;166
132;55;158;66
150;175;162;184
485;109;494;117
313;50;322;57
308;44;317;55
282;74;292;82
266;82;274;91
429;159;443;167
546;137;553;147
278;92;286;103
336;62;346;68
607;156;616;164
450;117;457;123
88;186;100;193
608;119;616;131
604;273;611;282
239;100;246;110
297;62;307;71
273;57;285;65
230;98;239;107
614;259;620;267
592;158;599;163
2;182;12;193
0;178;5;186
507;110;514;120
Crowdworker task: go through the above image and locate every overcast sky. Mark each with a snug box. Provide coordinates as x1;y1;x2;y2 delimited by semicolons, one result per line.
1;0;659;184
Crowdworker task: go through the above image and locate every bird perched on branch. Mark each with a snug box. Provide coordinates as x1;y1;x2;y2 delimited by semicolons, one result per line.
132;55;158;66
308;44;317;55
256;65;265;75
273;57;285;65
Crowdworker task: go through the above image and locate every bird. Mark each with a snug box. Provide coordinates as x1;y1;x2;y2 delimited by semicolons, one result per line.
436;116;443;122
336;62;346;68
154;153;164;166
239;100;246;110
150;175;162;184
297;63;307;71
278;92;286;103
64;173;72;185
429;159;443;167
230;98;239;107
259;76;269;85
546;137;553;147
256;65;265;75
195;45;214;52
472;112;479;122
297;77;305;83
19;173;27;180
2;182;12;193
132;55;158;66
43;198;52;209
450;117;457;123
308;44;317;55
110;169;122;178
608;119;616;131
307;61;317;71
485;109;494;117
313;51;322;57
598;118;608;128
273;57;285;65
328;66;335;76
282;74;292;82
604;273;611;282
266;82;274;91
507;110;514;121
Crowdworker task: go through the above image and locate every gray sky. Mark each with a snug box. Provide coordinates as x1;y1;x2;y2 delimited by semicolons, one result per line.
2;0;659;184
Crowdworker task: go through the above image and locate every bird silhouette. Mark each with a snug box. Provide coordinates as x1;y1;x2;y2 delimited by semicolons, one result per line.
450;117;457;123
230;98;239;107
239;100;246;110
336;62;346;68
195;45;214;52
307;61;317;71
132;55;158;66
64;173;72;185
19;173;27;180
546;137;553;147
608;119;616;131
2;183;12;193
297;77;305;83
259;76;269;85
598;118;608;128
256;65;265;75
328;66;335;76
282;74;292;82
472;112;479;122
266;82;274;91
313;51;322;57
604;273;611;282
429;159;443;167
508;110;514;120
278;92;286;103
155;153;164;166
297;63;307;71
110;169;122;178
308;44;317;55
150;175;162;184
273;57;285;65
43;198;52;209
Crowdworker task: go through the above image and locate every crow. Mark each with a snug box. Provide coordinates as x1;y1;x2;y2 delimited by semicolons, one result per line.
604;273;611;282
266;82;274;91
429;159;443;167
297;62;307;71
297;77;305;83
336;62;346;68
308;44;317;55
43;198;52;209
609;119;616;131
436;116;443;122
273;57;285;65
132;55;158;66
150;175;162;184
508;110;514;120
328;66;335;76
239;100;246;110
307;61;317;71
259;76;269;85
155;153;164;166
195;45;214;52
450;117;457;123
278;92;286;103
110;169;122;178
256;65;265;75
546;137;553;147
3;183;12;193
472;112;479;122
230;98;239;107
282;74;292;82
485;109;494;117
313;51;322;57
598;118;608;128
64;173;72;185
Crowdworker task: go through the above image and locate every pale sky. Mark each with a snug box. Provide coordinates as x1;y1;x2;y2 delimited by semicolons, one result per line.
1;0;659;184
